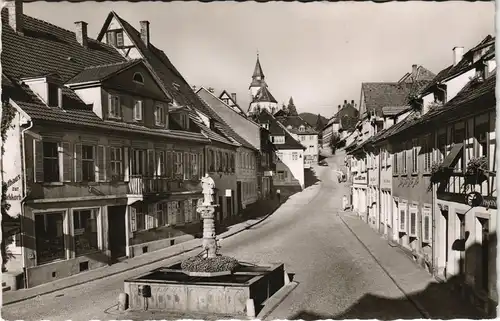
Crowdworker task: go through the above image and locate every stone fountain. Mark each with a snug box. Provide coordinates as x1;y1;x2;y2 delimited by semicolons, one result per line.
123;174;288;318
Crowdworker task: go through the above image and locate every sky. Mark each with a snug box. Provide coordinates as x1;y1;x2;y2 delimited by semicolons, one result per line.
24;2;495;118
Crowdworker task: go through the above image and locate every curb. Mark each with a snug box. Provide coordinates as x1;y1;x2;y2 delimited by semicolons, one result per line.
3;208;277;306
256;281;299;320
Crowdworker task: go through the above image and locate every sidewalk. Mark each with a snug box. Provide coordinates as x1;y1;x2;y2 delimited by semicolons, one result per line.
2;198;281;306
339;211;487;319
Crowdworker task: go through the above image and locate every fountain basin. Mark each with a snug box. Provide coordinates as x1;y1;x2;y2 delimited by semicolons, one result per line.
124;262;285;316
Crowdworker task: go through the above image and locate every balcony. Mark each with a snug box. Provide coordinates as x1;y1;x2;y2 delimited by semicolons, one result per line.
128;175;170;195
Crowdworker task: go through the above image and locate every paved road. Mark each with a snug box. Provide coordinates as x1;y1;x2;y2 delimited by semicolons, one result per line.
2;153;426;320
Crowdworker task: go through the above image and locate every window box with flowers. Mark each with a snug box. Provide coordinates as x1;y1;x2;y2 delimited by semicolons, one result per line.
463;156;489;191
428;162;451;191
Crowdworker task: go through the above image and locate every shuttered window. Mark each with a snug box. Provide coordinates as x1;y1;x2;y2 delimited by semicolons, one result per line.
184;152;190;179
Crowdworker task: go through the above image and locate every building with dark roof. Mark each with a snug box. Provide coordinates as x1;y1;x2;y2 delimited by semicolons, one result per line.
247;54;279;116
0;1;243;288
97;10;253;226
197;87;265;208
346;36;497;313
322;100;359;151
275;114;319;168
254;110;306;193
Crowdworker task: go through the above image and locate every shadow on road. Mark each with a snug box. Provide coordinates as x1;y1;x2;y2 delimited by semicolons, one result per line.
288;236;497;320
304;168;320;188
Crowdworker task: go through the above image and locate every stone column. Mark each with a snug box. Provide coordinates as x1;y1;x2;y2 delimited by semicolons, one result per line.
200;205;217;259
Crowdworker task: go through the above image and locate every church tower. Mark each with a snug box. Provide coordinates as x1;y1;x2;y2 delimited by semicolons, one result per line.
249;53;267;99
247;53;278;116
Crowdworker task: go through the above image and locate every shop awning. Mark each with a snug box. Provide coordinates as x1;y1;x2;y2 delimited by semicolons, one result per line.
442;143;464;169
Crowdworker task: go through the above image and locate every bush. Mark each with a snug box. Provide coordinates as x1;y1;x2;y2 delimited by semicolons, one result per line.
181;255;239;273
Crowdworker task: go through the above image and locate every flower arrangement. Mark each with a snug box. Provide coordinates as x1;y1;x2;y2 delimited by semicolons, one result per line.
465;156;488;176
181;255;239;273
428;162;448;191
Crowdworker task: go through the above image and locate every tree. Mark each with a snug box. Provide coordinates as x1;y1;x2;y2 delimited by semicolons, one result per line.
287;97;298;116
1;102;17;272
329;131;341;154
315;113;325;131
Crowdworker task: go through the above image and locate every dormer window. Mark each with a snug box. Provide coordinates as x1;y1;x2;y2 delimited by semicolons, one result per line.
173;82;180;91
106;30;124;48
47;82;61;107
299;125;305;132
155;103;165;126
180;112;189;130
261;123;269;130
133;72;144;85
287;125;293;130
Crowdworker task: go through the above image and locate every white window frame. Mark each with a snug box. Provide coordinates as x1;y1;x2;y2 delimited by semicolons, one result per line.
115;30;124;47
109;146;123;181
399;203;408;233
133;100;143;121
409;206;418;238
108;94;121;119
422;207;432;243
292;152;298;161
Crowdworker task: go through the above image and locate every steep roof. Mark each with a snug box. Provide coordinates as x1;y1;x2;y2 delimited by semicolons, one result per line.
252;85;278;104
1;8;125;82
1;9;209;144
361;81;430;116
252;55;265;79
398;65;436;83
197;87;258;151
384;73;496;142
97;11;238;147
256;110;305;150
218;89;246;115
420;35;495;95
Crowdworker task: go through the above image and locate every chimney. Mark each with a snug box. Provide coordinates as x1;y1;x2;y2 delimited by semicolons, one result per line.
231;93;237;103
412;64;418;75
192;85;197;91
74;21;88;48
6;0;23;34
140;21;150;47
208;87;215;93
351;100;354;105
453;47;464;66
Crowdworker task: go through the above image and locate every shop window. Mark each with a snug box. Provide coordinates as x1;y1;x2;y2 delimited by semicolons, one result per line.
73;209;99;256
35;212;65;264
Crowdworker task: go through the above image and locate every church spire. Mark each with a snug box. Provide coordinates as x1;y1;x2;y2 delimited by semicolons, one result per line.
252;53;265;79
249;53;267;90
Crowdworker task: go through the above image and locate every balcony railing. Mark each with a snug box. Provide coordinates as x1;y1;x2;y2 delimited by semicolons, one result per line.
128;175;170;195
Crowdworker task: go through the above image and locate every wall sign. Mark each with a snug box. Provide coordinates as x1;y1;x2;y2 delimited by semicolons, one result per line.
438;191;497;210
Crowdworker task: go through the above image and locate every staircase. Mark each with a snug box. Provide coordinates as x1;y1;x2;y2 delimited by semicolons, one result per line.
2;281;11;292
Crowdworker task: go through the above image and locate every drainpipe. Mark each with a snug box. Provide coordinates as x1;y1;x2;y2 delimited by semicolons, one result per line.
20;118;34;289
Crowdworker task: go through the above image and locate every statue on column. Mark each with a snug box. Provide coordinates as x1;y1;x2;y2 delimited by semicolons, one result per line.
201;173;215;205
